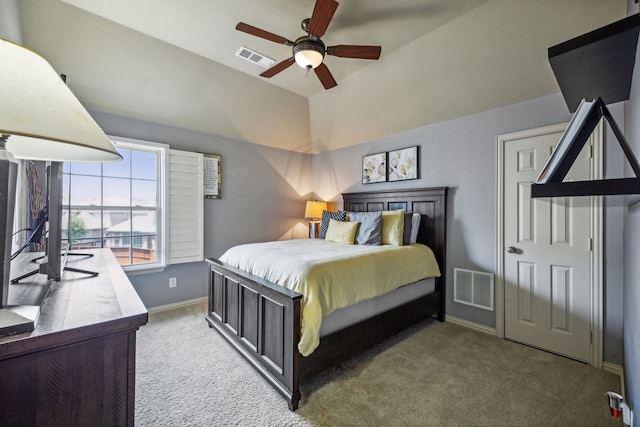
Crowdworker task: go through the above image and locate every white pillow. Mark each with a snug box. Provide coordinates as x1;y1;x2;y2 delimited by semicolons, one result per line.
409;213;421;244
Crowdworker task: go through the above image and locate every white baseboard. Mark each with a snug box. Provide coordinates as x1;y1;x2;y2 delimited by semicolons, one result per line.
603;362;626;398
603;361;623;377
148;296;208;314
445;315;496;336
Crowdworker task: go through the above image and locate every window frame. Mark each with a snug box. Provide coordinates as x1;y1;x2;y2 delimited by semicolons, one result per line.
64;135;168;273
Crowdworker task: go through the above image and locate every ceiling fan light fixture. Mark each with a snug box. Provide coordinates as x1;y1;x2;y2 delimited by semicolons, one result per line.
235;0;380;89
293;38;325;69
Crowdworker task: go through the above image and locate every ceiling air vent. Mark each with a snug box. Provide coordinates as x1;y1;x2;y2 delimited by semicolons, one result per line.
235;46;275;69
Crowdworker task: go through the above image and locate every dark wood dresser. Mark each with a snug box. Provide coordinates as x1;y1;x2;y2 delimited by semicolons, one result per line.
0;249;148;426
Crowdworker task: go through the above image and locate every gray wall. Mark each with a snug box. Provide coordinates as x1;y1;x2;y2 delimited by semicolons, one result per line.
70;94;631;366
623;21;640;424
312;92;625;365
90;110;314;308
0;0;22;44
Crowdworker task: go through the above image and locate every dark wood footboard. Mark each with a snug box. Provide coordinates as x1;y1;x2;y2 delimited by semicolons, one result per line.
206;258;303;409
206;187;447;410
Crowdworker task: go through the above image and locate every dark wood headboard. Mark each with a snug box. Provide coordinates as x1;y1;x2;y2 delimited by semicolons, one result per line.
342;187;448;292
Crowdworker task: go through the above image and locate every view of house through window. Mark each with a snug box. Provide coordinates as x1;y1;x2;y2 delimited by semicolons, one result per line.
62;139;165;268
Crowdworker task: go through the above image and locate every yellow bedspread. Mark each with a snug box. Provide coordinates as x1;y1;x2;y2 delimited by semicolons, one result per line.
219;239;441;356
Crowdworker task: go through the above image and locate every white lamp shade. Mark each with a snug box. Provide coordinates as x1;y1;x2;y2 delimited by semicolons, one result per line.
0;39;122;162
294;49;324;69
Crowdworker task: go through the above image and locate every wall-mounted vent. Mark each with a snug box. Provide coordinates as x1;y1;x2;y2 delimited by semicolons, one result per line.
235;46;275;69
454;268;494;311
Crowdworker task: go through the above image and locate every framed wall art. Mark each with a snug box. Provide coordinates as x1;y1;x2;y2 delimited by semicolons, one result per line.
362;152;387;184
388;146;419;182
203;153;221;198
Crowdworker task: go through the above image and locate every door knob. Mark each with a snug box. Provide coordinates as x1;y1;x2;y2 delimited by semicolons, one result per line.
506;246;517;254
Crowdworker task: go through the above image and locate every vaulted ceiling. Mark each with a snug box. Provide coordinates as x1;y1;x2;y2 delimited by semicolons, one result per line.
17;0;625;153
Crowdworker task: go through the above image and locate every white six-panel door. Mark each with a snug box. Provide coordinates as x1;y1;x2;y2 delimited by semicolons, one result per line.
500;125;598;362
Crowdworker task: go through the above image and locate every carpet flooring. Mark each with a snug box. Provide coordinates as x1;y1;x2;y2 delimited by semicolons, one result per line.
135;301;620;426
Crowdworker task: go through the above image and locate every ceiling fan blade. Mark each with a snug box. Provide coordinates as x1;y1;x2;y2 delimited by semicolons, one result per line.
327;45;381;60
314;63;337;90
307;0;339;39
236;22;294;46
260;57;295;78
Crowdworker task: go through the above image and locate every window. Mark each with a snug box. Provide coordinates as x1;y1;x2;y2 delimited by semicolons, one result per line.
62;136;167;271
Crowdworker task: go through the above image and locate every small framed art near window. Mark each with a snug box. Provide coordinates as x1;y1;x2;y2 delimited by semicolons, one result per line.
203;153;221;199
388;146;419;182
362;152;387;184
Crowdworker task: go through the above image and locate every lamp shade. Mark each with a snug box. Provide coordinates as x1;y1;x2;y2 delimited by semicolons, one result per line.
304;201;327;219
0;38;121;162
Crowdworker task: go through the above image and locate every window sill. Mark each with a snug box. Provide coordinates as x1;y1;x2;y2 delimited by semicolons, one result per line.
123;264;167;276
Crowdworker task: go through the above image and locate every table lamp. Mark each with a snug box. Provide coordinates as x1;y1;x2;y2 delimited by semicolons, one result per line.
0;38;122;337
304;200;327;238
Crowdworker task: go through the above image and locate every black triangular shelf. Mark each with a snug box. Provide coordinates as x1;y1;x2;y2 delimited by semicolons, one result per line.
531;98;640;198
549;14;640;113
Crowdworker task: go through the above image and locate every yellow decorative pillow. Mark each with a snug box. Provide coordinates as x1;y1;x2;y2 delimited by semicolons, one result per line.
325;219;358;244
381;209;405;246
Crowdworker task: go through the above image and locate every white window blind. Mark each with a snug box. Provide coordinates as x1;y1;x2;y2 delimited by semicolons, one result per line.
168;149;204;264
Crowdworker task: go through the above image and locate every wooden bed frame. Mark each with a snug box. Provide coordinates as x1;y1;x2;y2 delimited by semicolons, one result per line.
205;187;447;410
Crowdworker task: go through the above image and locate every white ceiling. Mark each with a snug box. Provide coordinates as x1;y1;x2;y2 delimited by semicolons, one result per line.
59;0;491;98
16;0;627;153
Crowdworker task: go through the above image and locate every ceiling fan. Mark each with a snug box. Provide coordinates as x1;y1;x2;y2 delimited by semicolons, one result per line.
236;0;381;90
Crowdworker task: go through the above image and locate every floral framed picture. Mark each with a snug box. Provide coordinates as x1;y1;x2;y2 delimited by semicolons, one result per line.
388;146;419;182
362;152;387;184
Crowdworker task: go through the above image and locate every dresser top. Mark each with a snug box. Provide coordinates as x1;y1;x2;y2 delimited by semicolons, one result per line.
1;249;148;358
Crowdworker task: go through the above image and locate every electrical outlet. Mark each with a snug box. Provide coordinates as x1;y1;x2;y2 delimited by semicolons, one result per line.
169;277;177;288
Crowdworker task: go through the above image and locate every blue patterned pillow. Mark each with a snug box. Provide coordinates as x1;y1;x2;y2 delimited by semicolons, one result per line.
320;210;346;239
